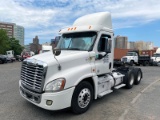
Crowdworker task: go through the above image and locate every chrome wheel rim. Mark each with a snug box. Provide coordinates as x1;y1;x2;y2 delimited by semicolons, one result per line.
137;71;141;82
78;88;91;108
130;74;134;85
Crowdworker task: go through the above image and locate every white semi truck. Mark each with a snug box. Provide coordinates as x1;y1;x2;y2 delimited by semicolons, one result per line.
19;12;143;114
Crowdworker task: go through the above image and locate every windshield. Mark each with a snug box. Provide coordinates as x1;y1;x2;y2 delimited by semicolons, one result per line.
126;52;134;56
56;32;97;51
153;54;160;57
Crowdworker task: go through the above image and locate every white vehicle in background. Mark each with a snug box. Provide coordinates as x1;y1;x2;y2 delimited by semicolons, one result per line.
6;50;14;58
6;50;16;62
39;45;52;54
151;48;160;66
30;51;35;56
121;50;151;66
19;12;143;114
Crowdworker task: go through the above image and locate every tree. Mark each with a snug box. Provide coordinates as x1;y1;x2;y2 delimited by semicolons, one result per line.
0;29;24;55
0;29;10;54
9;38;24;55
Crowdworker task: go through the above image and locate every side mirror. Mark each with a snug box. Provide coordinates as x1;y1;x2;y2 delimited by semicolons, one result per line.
97;54;103;59
106;49;111;54
97;52;106;59
52;48;61;56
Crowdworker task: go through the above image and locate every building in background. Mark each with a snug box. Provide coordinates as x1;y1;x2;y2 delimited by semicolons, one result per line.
146;42;154;50
114;36;128;49
0;22;24;46
14;25;24;46
30;36;42;54
135;41;144;50
135;41;154;50
24;45;30;52
0;22;14;38
127;41;136;49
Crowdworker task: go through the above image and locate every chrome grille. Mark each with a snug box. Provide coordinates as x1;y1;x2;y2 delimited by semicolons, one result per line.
21;59;47;93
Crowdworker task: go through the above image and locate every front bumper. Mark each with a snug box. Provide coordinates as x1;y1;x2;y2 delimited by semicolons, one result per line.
19;80;75;110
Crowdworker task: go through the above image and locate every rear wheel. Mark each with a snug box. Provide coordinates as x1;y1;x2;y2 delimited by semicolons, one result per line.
123;69;135;89
134;68;142;85
71;81;93;114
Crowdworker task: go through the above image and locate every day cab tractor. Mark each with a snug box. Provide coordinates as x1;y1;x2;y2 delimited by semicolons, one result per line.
19;12;143;114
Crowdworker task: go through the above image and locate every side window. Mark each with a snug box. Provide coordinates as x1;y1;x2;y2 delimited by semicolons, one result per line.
98;34;111;52
134;53;137;56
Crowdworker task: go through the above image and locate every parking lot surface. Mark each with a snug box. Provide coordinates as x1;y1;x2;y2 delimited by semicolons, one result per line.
0;62;160;120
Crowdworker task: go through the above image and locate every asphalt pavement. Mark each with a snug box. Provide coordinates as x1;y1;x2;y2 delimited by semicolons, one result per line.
0;62;160;120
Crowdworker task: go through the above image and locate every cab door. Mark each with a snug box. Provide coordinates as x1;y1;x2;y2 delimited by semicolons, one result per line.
94;33;112;75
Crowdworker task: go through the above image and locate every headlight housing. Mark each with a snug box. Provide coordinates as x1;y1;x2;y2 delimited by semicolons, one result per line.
45;78;66;92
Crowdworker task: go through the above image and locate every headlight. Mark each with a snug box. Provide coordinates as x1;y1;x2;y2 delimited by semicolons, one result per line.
45;78;66;92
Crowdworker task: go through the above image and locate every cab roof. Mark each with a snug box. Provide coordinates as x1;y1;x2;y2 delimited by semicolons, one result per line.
59;12;113;34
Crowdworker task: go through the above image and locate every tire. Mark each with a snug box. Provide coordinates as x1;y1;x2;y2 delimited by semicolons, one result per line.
143;61;148;66
0;60;4;64
145;61;149;66
71;81;93;114
134;68;142;85
130;60;134;66
123;69;135;89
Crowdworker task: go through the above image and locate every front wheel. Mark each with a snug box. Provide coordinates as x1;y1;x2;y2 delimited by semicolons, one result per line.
71;81;93;114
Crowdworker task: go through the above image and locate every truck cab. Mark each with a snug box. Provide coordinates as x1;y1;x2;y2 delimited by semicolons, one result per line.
6;50;14;58
121;51;138;65
151;53;160;65
19;12;142;114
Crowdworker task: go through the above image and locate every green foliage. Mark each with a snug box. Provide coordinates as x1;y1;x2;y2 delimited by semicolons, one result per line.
9;38;24;55
0;29;23;55
0;29;10;54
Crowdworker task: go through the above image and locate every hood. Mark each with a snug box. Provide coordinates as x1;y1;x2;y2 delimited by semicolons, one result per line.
122;56;134;59
27;50;92;85
122;56;127;59
29;50;89;65
22;50;95;91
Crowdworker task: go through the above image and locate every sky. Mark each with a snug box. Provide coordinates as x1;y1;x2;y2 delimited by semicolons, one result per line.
0;0;160;47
